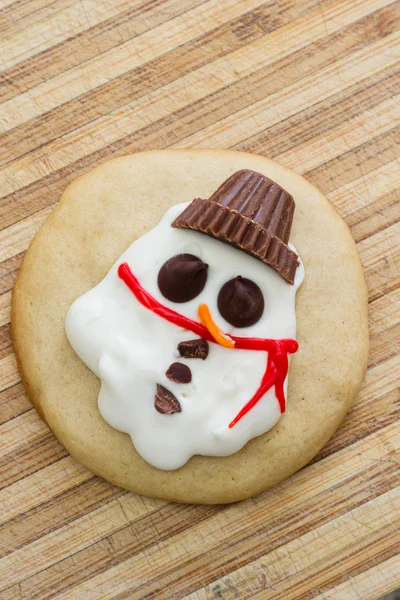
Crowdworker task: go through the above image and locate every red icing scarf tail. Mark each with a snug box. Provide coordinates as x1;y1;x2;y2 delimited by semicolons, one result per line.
118;262;298;427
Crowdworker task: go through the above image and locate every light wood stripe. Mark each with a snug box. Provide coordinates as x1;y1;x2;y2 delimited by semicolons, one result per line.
1;0;399;596
31;425;399;600
234;64;399;158
0;0;139;71
0;56;397;239
183;497;400;600
0;422;398;594
327;158;400;216
0;410;48;458
312;555;400;600
0;354;19;393
0;206;53;263
0;383;31;425
210;491;400;600
0;0;117;39
0;252;23;296
0;0;394;183
359;221;400;271
173;32;400;149
275;95;400;174
0;494;166;592
0;456;91;526
369;288;400;336
0;0;264;136
0;0;209;106
0;292;11;328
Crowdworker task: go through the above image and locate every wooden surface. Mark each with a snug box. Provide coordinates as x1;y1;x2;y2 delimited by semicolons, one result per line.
0;0;399;598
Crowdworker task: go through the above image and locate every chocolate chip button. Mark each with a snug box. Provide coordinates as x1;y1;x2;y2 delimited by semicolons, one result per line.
158;254;208;303
218;276;264;327
177;339;209;360
166;362;192;384
154;384;181;414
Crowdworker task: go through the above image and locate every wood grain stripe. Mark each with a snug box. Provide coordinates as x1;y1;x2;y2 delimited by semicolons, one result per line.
25;424;399;600
0;478;124;557
0;354;19;392
369;287;400;336
0;0;207;103
0;431;67;490
0;0;320;157
325;159;400;215
0;2;396;221
0;410;48;458
0;292;11;328
0;252;24;295
275;95;400;174
312;554;400;600
0;0;268;138
359;221;400;301
0;456;91;526
174;31;400;149
0;493;169;593
190;494;400;600
0;206;53;263
0;383;31;425
234;64;399;156
0;1;78;37
348;188;400;243
0;0;139;71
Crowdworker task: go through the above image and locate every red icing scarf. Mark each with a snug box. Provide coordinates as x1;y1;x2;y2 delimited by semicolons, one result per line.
118;262;298;427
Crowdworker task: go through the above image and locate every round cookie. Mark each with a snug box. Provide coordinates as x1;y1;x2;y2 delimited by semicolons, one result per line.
12;150;369;504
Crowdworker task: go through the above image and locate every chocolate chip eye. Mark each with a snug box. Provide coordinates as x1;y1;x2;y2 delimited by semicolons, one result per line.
158;254;208;303
218;276;264;328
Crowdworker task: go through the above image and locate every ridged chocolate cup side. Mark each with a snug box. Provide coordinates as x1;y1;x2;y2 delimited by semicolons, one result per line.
173;198;299;284
209;169;295;244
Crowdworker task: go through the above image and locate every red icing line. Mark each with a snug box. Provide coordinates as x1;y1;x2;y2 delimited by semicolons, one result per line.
118;262;298;427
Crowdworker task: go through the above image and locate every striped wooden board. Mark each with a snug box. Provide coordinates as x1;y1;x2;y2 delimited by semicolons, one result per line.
0;0;399;598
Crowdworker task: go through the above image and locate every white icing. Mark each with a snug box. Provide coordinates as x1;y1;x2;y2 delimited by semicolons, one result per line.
65;203;304;470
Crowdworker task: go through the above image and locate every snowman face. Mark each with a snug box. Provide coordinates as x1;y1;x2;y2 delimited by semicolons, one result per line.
66;203;304;470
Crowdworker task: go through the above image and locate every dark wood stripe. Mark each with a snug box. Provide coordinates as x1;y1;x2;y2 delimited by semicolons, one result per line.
0;323;12;360
12;458;398;600
0;0;45;18
369;324;400;368
123;478;400;600
13;503;223;600
312;388;400;463
0;383;31;425
364;229;400;302
274;538;400;600
1;9;398;232
0;252;24;295
0;0;78;36
0;477;121;558
235;61;399;157
0;432;67;490
0;0;322;163
348;188;400;243
0;0;207;102
305;125;400;197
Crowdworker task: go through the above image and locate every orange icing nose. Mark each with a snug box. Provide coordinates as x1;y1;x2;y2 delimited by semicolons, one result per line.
198;304;235;349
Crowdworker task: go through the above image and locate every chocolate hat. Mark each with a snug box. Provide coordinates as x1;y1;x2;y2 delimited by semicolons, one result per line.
172;169;299;284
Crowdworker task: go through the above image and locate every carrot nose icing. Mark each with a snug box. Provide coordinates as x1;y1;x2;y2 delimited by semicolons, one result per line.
198;303;235;349
118;262;298;428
